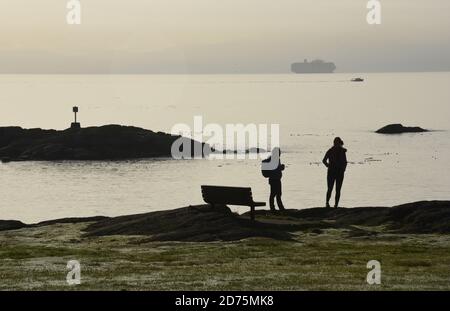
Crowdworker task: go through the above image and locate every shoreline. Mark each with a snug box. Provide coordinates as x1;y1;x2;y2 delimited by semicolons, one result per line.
2;200;449;240
1;200;450;290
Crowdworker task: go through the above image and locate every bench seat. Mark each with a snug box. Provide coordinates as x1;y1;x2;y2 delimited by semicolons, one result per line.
201;185;266;220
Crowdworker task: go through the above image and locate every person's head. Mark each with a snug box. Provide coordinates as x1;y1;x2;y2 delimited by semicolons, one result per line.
271;147;281;158
333;137;344;147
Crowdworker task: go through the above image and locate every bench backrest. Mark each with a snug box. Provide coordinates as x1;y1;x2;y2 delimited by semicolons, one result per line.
201;185;255;206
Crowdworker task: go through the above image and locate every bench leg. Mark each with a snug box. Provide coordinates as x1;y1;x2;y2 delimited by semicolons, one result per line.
250;205;255;221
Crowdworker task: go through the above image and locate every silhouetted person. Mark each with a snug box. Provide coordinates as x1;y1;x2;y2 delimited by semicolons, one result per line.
265;147;285;211
322;137;347;208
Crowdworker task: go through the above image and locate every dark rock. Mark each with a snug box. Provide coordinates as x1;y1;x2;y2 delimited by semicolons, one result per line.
83;200;450;241
0;125;207;161
218;147;266;154
246;147;266;154
387;201;450;233
250;201;450;234
35;216;110;227
0;220;27;231
2;201;449;241
83;204;293;242
376;123;428;134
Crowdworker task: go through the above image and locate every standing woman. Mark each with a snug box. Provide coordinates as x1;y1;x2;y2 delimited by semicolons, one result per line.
262;147;286;211
322;137;347;208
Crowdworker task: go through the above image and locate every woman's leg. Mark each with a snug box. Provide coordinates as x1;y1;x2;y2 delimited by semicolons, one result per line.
276;195;284;210
334;172;345;207
326;170;335;207
276;181;285;210
271;180;284;210
269;193;276;210
269;181;276;210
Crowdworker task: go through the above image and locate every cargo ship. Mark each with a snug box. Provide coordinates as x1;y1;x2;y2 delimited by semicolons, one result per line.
291;59;336;74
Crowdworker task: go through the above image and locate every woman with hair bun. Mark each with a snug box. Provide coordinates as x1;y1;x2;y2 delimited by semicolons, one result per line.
322;137;348;208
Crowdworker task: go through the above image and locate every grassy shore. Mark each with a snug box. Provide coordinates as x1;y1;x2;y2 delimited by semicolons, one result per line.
1;206;450;290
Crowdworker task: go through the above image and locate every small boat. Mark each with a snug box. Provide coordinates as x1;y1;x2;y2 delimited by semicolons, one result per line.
351;78;364;82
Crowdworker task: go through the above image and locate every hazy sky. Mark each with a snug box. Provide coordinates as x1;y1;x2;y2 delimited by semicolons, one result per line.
1;0;449;73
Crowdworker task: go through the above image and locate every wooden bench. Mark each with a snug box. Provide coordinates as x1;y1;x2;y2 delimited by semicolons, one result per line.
201;185;266;221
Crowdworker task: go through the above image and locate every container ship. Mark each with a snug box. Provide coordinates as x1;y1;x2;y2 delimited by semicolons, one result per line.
291;59;336;73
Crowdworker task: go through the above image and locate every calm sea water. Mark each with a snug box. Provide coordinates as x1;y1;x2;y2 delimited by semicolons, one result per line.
1;73;449;223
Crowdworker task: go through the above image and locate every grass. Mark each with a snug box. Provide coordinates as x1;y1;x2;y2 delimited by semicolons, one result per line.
1;222;450;290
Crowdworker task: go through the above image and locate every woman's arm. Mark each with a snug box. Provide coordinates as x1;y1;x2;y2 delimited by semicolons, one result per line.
322;152;329;168
343;151;348;171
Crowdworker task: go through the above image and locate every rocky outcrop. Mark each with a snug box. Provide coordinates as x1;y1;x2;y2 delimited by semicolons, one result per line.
376;123;428;134
83;205;293;242
258;200;450;234
83;200;450;239
0;220;27;231
0;125;207;162
2;201;449;240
